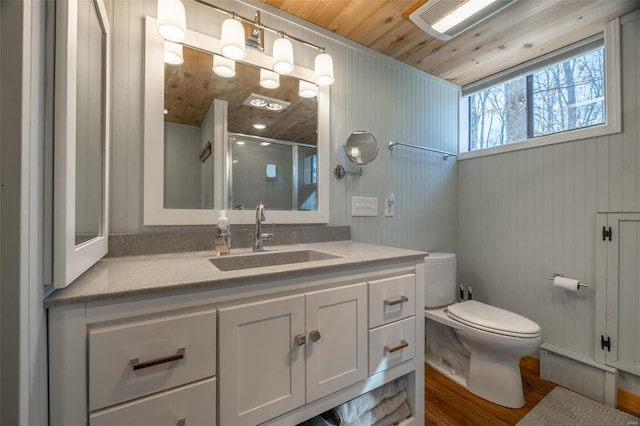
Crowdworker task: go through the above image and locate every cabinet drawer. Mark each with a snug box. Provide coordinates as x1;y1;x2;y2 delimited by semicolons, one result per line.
88;309;216;411
369;316;415;375
368;274;415;328
90;377;216;426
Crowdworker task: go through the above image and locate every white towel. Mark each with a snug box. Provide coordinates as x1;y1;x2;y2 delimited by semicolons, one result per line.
340;389;407;426
373;401;411;426
333;376;407;424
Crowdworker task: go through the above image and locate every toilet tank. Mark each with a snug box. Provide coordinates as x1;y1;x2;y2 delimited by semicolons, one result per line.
424;252;457;308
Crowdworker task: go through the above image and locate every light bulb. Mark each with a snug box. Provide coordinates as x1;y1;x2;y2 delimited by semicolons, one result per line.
314;53;334;86
220;18;245;60
163;41;183;65
260;69;280;89
157;0;187;43
272;37;294;75
298;80;317;98
212;55;236;78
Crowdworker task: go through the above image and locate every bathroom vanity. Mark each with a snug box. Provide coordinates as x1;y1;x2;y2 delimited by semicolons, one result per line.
46;241;426;426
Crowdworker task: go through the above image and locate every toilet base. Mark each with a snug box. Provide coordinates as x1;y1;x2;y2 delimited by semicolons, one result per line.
425;356;468;388
467;354;525;408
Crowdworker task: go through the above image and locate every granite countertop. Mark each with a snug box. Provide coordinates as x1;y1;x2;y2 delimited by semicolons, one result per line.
45;241;427;307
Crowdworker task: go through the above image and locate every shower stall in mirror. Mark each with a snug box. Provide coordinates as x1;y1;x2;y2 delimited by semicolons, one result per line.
228;134;317;211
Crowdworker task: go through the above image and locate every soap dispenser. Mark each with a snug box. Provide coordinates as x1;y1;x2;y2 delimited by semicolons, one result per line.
215;210;231;256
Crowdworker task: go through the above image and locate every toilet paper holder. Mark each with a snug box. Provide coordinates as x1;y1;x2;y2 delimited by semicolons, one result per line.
547;272;589;288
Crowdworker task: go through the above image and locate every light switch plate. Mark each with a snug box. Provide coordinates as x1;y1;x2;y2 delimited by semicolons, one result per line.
352;196;378;217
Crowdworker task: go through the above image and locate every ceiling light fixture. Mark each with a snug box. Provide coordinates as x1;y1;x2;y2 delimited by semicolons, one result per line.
260;69;280;89
244;93;290;112
163;41;184;64
157;0;187;42
409;0;517;41
249;98;268;107
212;55;236;78
254;124;267;130
266;103;284;111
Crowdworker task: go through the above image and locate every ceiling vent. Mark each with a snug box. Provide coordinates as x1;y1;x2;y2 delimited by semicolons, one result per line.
409;0;518;41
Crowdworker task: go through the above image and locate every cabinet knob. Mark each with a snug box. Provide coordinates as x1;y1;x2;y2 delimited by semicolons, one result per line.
295;334;307;346
309;329;322;342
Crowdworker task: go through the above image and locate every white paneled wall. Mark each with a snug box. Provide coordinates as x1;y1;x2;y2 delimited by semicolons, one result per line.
458;11;640;393
109;0;460;253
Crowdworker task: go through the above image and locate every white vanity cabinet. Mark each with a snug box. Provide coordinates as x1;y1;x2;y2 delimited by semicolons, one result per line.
218;283;367;426
47;246;426;426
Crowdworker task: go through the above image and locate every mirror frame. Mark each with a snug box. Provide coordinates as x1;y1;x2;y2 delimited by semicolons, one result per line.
53;0;111;288
143;17;329;225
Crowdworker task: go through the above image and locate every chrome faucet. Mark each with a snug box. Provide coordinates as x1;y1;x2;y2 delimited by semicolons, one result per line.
254;202;274;252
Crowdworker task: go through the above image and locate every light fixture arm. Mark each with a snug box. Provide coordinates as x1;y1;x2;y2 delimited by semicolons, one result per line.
192;0;326;53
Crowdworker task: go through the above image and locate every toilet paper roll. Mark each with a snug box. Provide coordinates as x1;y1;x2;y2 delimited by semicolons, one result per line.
553;276;580;291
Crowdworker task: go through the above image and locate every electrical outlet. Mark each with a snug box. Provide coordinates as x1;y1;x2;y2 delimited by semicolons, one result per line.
351;196;378;217
384;193;395;217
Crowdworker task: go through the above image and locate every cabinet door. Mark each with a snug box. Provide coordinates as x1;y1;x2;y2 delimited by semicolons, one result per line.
218;294;305;426
596;213;640;375
306;283;368;402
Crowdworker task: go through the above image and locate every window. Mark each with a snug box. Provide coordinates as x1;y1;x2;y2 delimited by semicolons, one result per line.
460;22;620;158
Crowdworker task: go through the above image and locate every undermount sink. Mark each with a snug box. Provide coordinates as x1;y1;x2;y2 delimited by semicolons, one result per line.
209;249;342;271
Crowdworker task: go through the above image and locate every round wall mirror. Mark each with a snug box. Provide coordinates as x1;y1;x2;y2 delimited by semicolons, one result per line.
334;131;379;179
345;131;379;165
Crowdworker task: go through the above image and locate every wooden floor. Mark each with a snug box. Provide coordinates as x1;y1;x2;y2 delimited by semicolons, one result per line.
424;358;557;425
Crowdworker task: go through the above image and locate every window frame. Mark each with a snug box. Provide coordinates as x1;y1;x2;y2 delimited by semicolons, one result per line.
458;18;620;160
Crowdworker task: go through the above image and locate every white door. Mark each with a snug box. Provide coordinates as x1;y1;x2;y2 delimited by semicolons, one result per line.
218;294;306;426
596;213;640;376
305;283;368;402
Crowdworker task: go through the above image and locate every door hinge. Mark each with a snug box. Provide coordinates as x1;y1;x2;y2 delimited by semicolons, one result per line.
602;226;613;241
601;335;611;352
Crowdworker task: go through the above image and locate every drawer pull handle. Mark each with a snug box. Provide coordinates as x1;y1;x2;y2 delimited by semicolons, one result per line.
176;419;186;426
130;347;185;371
384;296;408;306
384;340;409;353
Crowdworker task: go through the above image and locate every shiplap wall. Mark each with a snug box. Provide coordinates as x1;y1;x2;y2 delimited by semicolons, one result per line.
109;0;460;253
458;10;640;393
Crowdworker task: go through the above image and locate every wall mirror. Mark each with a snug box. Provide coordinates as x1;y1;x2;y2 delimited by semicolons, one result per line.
54;0;110;288
144;17;329;225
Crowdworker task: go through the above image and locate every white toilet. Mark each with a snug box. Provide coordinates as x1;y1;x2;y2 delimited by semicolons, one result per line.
424;253;541;408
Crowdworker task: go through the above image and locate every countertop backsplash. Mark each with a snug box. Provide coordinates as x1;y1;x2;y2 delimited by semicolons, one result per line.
108;225;351;257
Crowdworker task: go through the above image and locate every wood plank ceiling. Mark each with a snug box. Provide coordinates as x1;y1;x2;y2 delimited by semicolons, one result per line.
260;0;640;86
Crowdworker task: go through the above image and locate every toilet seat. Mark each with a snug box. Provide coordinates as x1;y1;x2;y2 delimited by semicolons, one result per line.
446;300;541;338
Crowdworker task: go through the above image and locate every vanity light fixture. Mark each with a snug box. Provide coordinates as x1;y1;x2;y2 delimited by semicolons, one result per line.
260;69;280;89
163;41;184;65
189;1;335;86
314;53;334;86
212;55;236;78
298;80;318;98
272;36;294;75
220;16;246;60
156;0;187;43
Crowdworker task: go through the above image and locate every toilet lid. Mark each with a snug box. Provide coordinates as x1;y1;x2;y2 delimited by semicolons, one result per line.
446;300;541;338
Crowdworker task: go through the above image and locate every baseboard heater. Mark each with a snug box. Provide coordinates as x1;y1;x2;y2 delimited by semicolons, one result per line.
539;342;618;406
